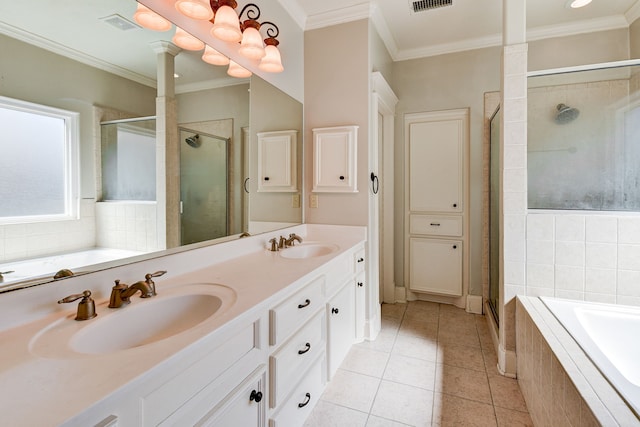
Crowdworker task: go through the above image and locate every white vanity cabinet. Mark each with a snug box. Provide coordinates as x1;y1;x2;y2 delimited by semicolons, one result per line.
327;278;355;378
257;130;298;192
312;125;358;193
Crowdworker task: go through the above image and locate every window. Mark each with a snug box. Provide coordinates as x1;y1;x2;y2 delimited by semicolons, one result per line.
0;96;79;223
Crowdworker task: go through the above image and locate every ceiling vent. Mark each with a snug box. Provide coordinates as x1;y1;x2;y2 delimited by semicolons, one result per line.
100;14;140;31
411;0;453;13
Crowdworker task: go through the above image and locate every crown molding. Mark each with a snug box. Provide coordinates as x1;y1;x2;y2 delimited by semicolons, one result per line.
0;22;157;88
394;33;502;61
370;5;399;60
526;15;629;42
175;77;249;94
305;3;372;31
626;1;640;25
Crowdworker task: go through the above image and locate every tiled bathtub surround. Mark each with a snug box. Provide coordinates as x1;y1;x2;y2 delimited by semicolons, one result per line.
526;212;640;306
95;201;160;252
516;296;639;426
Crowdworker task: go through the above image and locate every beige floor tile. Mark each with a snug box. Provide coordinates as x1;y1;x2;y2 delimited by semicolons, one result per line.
392;333;439;362
432;393;498;427
494;406;534;427
304;400;368;427
399;316;439;340
370;380;434;427
357;329;397;353
381;316;402;331
439;314;477;335
383;353;437;390
381;303;406;320
488;375;529;413
341;346;390;378
437;342;486;372
366;415;413;427
437;327;481;349
439;304;476;321
321;369;380;413
434;364;492;404
483;348;502;378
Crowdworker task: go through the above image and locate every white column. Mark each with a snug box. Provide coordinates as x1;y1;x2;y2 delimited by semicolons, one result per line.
151;41;181;249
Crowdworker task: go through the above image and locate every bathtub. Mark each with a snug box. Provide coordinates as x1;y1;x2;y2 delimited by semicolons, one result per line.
0;248;146;289
541;297;640;418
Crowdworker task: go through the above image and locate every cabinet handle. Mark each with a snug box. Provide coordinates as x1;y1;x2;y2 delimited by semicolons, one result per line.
331;307;339;315
357;257;364;263
453;245;458;249
298;342;311;355
243;177;249;193
357;282;363;287
250;390;263;403
339;175;345;180
264;176;270;181
430;223;441;226
298;393;311;408
298;299;311;309
452;203;458;208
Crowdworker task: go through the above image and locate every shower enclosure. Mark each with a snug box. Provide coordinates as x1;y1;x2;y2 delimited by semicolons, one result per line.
179;128;230;245
488;107;501;323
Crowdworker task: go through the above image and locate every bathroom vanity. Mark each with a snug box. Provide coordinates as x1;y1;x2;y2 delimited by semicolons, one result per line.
0;224;367;427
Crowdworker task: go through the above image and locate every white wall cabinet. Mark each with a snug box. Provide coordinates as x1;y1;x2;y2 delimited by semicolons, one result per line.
312;126;358;193
405;109;468;301
257;130;297;192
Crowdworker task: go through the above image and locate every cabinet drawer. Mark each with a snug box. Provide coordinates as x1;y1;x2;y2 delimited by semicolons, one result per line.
410;214;462;237
269;355;326;427
270;312;325;408
270;276;324;346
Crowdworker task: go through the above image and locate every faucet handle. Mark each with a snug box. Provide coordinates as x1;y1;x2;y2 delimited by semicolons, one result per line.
58;290;97;321
269;238;279;252
144;271;166;296
279;236;287;248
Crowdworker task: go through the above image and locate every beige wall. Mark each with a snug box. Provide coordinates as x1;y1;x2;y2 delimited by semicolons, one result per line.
370;23;394;85
391;47;502;296
631;18;640;59
304;20;370;226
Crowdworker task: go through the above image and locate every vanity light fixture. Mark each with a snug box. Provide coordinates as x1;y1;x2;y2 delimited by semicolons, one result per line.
133;4;172;31
569;0;592;8
173;27;205;51
227;60;252;78
175;0;214;20
202;45;230;65
258;27;284;73
211;0;243;42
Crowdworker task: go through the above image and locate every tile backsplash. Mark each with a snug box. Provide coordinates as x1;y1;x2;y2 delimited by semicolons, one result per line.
526;212;640;306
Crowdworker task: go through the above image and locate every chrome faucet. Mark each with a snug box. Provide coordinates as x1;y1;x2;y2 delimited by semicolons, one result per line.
285;233;303;247
108;271;166;308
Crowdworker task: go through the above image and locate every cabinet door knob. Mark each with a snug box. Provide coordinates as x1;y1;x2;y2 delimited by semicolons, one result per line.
250;390;263;403
298;342;311;355
298;393;311;408
298;299;311;309
264;176;270;181
453;245;457;249
331;307;339;315
452;203;457;208
357;282;363;287
339;175;345;180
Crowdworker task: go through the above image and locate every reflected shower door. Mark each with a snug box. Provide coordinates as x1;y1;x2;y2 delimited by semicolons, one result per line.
180;129;229;245
489;107;501;324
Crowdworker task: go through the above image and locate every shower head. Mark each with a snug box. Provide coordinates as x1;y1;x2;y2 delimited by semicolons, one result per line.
555;103;580;124
185;134;201;148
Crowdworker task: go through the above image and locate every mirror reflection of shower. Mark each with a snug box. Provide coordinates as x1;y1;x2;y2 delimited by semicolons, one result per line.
179;129;231;246
554;103;580;124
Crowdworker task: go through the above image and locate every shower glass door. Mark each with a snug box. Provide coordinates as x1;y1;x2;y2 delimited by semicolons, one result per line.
488;107;501;324
180;128;229;245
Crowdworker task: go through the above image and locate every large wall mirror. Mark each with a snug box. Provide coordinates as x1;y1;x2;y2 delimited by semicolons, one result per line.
0;0;302;292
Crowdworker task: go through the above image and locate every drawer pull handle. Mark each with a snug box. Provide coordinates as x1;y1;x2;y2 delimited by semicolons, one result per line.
250;390;263;403
264;176;270;181
357;282;363;287
298;393;311;408
430;223;441;226
298;299;311;309
453;245;457;249
298;342;311;355
331;307;339;315
357;257;364;263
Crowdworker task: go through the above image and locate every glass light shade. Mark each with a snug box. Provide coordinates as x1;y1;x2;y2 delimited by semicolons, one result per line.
173;27;205;51
175;0;214;20
133;4;172;32
239;26;265;60
259;45;284;73
227;60;252;78
202;45;230;66
211;5;242;43
570;0;592;7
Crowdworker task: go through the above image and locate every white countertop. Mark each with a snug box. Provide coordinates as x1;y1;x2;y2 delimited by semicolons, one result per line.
0;224;366;426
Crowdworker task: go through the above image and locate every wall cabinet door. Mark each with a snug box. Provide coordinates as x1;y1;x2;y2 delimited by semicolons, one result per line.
327;281;355;378
408;119;463;213
257;130;297;192
409;238;462;296
312;126;358;193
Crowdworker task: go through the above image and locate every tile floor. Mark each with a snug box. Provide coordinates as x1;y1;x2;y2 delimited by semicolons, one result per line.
304;301;534;427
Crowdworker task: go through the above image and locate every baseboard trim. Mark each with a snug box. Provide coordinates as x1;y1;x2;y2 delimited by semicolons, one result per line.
394;286;406;303
498;345;517;378
466;295;483;314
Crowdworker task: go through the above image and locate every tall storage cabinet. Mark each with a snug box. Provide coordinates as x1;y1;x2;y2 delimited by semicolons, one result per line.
405;109;469;299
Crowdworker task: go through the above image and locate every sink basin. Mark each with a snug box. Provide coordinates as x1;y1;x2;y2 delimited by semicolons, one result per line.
30;283;236;358
279;243;339;259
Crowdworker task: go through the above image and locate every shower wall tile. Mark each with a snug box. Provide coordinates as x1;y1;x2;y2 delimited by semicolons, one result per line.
527;264;555;288
554;289;584;300
526;240;554;264
585;216;617;243
503;191;527;214
555;241;584;267
527;215;554;240
555;216;585;242
585;243;616;269
554;265;584;291
584;293;616;304
617;244;640;270
617;270;640;297
525;287;554;297
585;268;617;295
618;217;640;243
505;260;526;285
